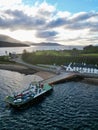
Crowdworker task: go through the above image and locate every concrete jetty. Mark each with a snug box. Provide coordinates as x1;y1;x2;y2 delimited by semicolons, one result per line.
13;56;98;85
43;72;98;85
42;73;76;85
13;57;78;84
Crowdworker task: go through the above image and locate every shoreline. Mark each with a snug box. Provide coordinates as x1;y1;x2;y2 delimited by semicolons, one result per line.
35;71;56;80
0;64;98;85
0;64;37;75
0;64;56;80
81;78;98;85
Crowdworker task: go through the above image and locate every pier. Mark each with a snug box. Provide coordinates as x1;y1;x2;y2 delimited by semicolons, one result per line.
13;56;98;85
13;57;79;84
42;72;77;85
42;72;98;85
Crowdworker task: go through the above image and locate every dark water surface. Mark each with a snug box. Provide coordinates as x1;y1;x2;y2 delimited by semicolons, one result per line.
0;70;98;130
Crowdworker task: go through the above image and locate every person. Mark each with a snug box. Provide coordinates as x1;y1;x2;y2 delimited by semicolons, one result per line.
40;82;44;89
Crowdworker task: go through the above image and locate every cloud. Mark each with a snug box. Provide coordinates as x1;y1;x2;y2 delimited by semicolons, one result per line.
47;11;98;32
66;19;98;32
37;1;56;18
36;30;58;38
1;1;98;32
89;21;98;32
0;9;46;30
70;11;98;22
47;18;68;28
0;0;22;10
0;0;22;6
0;1;56;30
0;1;98;45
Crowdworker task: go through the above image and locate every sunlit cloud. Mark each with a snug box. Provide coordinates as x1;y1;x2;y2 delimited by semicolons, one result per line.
0;0;98;45
0;0;22;10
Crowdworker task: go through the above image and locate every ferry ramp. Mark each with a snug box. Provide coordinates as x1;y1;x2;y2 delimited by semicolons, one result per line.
42;73;76;85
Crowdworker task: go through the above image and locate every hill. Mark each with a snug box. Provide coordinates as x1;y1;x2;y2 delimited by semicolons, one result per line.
0;35;28;47
0;41;28;47
0;34;22;43
31;42;61;46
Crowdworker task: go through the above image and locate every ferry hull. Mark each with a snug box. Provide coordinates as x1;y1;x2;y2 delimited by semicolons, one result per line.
8;87;53;109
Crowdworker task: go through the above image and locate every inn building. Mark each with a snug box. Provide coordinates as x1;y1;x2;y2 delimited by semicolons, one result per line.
64;63;98;74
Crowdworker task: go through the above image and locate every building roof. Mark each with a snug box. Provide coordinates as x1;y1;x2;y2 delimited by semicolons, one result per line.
70;63;98;69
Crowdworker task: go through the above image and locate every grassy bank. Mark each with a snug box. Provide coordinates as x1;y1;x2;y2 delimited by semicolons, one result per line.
22;50;98;65
0;56;37;74
0;56;15;64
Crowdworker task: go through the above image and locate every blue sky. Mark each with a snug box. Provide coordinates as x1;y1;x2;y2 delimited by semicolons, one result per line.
0;0;98;46
22;0;98;12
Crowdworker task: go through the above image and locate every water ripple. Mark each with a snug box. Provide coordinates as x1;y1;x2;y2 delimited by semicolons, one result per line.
0;70;98;129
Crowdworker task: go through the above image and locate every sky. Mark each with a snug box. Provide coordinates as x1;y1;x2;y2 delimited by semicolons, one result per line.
0;0;98;46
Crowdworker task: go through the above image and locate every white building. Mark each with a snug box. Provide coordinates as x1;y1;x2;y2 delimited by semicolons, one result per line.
64;63;98;74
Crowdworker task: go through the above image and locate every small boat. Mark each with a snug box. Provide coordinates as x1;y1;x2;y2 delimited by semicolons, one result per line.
5;82;53;109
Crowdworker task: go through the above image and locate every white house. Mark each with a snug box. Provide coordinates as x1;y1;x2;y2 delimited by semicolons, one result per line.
64;63;98;74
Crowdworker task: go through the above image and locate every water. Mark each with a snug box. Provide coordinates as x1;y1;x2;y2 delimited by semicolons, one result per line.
0;45;83;56
0;69;98;130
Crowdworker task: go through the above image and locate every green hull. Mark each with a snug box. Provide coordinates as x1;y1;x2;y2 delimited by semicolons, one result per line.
5;84;53;108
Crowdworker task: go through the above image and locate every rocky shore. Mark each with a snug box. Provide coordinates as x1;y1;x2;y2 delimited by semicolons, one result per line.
82;78;98;85
0;64;56;80
0;64;98;84
0;64;37;75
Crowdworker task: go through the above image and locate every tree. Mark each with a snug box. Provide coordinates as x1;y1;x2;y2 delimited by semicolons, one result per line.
71;48;79;56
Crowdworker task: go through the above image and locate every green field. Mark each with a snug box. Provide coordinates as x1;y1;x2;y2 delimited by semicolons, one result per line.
81;53;98;57
33;50;71;56
22;50;98;65
0;56;15;64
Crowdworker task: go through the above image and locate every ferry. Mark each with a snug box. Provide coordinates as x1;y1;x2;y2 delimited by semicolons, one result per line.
5;82;53;109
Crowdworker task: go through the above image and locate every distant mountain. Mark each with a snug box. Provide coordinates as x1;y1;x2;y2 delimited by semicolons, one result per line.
0;34;21;43
31;42;61;46
0;41;28;47
0;35;28;47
